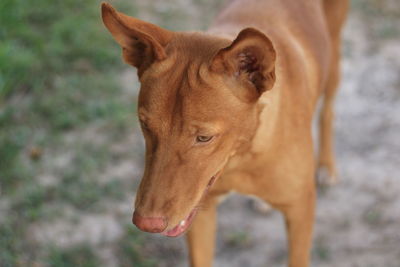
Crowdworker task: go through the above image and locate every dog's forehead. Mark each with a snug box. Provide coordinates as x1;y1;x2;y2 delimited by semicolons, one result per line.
138;69;225;121
137;33;242;124
139;63;231;115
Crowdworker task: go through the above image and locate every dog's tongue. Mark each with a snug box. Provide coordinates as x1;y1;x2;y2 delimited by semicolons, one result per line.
162;208;198;237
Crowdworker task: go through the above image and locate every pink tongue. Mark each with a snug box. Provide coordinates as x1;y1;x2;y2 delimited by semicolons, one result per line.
162;208;198;237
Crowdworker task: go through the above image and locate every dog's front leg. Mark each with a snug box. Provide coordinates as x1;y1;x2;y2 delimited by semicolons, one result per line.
186;196;218;267
281;189;316;267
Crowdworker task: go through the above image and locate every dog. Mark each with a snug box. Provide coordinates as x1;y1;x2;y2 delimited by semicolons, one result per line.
101;1;348;266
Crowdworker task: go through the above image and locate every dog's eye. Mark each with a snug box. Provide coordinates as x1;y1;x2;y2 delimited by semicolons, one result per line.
196;135;213;143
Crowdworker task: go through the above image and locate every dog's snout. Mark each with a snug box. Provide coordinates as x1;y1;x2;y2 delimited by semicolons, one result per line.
132;211;167;233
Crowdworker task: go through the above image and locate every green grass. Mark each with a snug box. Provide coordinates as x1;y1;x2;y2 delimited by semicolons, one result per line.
1;0;117;99
0;0;139;195
117;226;156;267
0;0;139;265
0;219;23;267
47;245;100;267
351;0;400;40
0;132;33;192
362;205;384;227
312;236;331;262
0;0;137;193
225;231;251;248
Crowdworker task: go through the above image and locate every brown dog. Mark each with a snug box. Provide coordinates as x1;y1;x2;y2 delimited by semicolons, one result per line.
101;1;348;266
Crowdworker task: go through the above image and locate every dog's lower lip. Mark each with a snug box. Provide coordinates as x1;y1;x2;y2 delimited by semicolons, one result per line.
161;173;219;237
161;208;198;237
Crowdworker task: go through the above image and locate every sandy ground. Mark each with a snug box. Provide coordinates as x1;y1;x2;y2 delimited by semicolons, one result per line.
28;2;400;267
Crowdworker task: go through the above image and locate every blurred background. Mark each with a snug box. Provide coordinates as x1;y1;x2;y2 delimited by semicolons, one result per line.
0;0;399;266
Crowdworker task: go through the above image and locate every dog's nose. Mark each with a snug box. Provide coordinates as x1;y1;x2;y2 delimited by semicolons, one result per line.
132;211;167;233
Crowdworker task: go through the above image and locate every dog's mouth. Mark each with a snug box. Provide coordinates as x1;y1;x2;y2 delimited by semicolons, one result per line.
161;173;219;237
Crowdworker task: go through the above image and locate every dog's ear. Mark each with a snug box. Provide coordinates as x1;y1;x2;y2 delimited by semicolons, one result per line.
101;3;173;75
211;28;276;101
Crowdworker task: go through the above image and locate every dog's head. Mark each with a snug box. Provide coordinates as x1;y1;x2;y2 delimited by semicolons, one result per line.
101;3;276;236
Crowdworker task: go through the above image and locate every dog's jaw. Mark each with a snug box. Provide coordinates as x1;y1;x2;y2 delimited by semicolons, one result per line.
161;174;218;237
161;207;198;237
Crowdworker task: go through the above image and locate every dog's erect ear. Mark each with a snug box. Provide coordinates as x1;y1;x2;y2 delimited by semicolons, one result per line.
211;28;276;101
101;3;173;74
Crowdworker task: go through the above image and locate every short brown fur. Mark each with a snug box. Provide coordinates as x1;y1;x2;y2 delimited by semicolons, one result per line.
101;0;348;266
